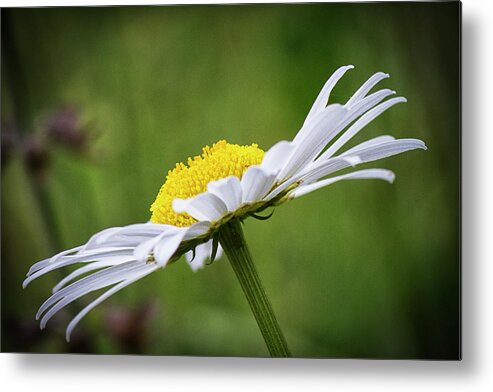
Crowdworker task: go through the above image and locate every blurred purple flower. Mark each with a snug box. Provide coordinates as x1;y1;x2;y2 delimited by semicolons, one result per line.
104;301;158;353
45;105;88;152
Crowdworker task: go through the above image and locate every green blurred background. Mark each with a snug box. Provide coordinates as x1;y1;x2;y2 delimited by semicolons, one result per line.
1;2;460;358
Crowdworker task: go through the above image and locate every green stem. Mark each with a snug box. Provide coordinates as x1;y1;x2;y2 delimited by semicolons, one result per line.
218;219;291;357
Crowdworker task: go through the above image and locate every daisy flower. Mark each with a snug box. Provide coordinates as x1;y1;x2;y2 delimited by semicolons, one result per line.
24;65;426;356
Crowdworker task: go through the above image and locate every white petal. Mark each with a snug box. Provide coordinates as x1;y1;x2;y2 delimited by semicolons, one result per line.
97;224;179;250
173;192;228;222
345;71;390;107
153;228;188;267
37;261;146;322
28;245;83;275
340;138;428;163
183;221;211;241
279;104;348;180
25;216;214;337
23;247;134;287
289;169;396;199
266;156;361;200
342;135;396;155
207;176;243;212
29;223;171;276
52;256;136;293
133;227;185;263
97;223;170;241
297;156;362;184
82;227;124;250
184;221;212;240
115;223;171;236
65;265;158;341
241;166;278;203
279;89;395;182
302;64;354;128
186;241;211;265
339;88;396;128
133;234;166;262
260;140;296;174
186;240;223;272
317;97;407;160
303;138;425;185
269;137;425;199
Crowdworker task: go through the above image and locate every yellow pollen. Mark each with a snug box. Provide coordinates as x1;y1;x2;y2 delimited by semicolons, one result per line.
150;140;265;227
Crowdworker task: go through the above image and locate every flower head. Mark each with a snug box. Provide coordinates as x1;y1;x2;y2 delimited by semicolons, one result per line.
24;65;426;341
150;140;265;226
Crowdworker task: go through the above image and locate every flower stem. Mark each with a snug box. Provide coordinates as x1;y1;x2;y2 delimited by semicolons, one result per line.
219;219;291;357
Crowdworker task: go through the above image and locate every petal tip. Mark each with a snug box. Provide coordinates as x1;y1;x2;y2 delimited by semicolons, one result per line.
190;264;202;272
416;140;428;150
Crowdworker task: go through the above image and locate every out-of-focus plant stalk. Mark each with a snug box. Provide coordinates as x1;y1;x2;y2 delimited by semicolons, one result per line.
3;19;63;253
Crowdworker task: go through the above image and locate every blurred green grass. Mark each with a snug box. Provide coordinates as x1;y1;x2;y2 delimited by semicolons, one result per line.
1;3;460;358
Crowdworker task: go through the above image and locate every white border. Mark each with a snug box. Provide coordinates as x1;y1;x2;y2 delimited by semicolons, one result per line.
2;0;492;391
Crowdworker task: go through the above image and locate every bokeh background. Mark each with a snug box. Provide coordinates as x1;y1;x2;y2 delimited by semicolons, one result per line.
1;2;460;358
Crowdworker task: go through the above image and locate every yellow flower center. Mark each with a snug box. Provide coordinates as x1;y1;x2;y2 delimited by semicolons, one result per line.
150;140;265;226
